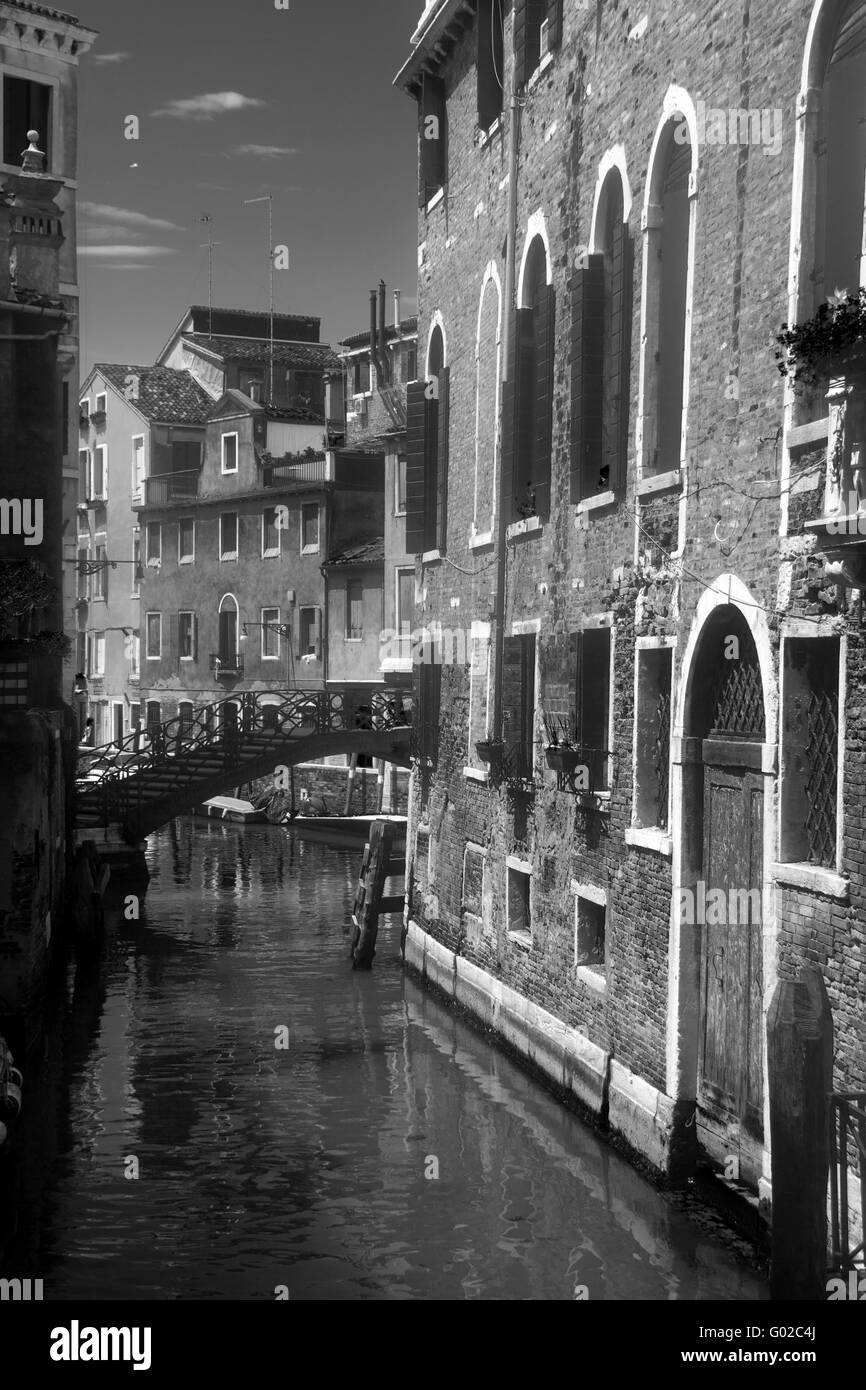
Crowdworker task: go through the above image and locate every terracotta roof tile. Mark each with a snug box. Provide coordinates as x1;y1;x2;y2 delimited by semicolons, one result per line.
95;365;213;424
184;334;340;371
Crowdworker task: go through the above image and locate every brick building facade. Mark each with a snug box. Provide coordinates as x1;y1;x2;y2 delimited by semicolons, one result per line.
396;0;866;1233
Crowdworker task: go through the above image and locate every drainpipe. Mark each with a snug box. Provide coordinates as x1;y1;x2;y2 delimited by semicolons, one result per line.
493;24;520;741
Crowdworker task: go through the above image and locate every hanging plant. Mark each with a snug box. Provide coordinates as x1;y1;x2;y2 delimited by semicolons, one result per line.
776;290;866;390
0;561;55;636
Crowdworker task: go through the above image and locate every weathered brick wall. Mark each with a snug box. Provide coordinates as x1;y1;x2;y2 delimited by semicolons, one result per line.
407;0;866;1112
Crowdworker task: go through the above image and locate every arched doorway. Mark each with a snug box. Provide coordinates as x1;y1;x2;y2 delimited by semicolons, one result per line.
683;604;766;1188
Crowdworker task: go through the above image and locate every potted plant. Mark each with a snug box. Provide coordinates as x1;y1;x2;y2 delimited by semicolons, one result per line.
542;711;583;772
475;734;504;764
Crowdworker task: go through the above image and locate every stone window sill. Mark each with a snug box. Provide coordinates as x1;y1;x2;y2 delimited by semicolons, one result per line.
637;469;681;497
507;930;533;951
506;516;543;543
575;965;606;993
769;862;849;900
526;51;554;90
463;766;489;784
469;530;493;550
425;187;444;213
422;548;442;566
576;490;616;515
624;826;672;856
478;116;502;147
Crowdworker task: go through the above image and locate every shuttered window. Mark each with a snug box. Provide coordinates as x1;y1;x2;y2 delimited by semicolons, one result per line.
573;628;611;790
417;639;442;764
405;379;428;553
419;73;446;205
570;256;605;501
404;369;449;552
514;0;546;86
503;267;554;524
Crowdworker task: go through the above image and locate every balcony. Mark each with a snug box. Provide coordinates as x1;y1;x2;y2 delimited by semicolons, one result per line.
141;470;201;507
210;652;244;677
801;374;866;586
260;452;331;487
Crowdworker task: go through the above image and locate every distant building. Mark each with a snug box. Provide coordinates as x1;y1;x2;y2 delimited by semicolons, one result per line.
336;285;417;691
76;364;212;745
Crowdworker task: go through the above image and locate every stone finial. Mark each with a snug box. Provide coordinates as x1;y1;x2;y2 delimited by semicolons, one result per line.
21;131;45;175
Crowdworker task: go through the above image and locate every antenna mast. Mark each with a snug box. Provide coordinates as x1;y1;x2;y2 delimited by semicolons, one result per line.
199;215;220;338
244;194;275;405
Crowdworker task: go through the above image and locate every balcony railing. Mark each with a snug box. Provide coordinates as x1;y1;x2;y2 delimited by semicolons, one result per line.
209;652;244;677
261;453;331;487
143;470;201;506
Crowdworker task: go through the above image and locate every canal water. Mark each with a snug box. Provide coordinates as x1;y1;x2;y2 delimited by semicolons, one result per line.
3;820;766;1301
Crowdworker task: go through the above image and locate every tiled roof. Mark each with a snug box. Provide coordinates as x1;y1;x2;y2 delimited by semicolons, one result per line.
183;334;341;371
95;365;213;424
338;316;418;350
3;1;80;21
324;537;385;567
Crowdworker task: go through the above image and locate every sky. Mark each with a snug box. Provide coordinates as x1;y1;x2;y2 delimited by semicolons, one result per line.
74;0;421;370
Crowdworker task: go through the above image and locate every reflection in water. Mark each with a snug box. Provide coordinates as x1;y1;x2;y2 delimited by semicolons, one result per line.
3;819;766;1301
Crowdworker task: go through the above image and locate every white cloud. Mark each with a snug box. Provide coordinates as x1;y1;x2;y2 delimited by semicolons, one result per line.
80;202;184;234
151;91;267;120
78;245;176;259
91;51;130;65
231;144;297;158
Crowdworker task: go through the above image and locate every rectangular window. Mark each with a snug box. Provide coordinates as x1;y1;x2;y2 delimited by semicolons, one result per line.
395;455;408;515
178;517;194;563
574;626;612;791
416;636;442;764
91;445;107;500
178;702;194;738
94;392;107;416
221;433;238;474
146;521;161;565
76;547;89;601
298;606;317;658
130;632;140;677
633;645;673;830
468;621;492;770
92;543;108;601
178;612;196;661
3;76;51;169
220;512;238;560
92;630;106;675
62;381;69;457
80;398;90;422
502;632;536;779
262;506;280;556
419;72;446;204
352;359;371;395
506;860;532;945
346;579;363;639
132;529;141;595
781;637;840;868
574;887;606;974
261;607;280;659
301;502;320;553
477;0;504;130
132;435;145;498
396;568;414;662
146;612;162;660
404;371;450;553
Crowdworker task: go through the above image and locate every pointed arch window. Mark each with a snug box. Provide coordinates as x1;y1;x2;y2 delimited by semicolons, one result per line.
405;323;449;554
503;233;555;523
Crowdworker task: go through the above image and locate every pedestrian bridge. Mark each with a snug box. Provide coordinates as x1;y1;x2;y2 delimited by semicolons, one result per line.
76;688;412;843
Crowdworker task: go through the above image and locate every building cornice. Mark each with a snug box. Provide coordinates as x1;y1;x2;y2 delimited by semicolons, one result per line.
0;3;98;60
394;0;475;96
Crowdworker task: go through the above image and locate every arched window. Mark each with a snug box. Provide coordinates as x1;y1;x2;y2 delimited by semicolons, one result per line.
178;700;194;739
405;319;449;554
504;229;555;522
217;594;239;673
474;268;502;539
640;117;693;478
571;166;634;500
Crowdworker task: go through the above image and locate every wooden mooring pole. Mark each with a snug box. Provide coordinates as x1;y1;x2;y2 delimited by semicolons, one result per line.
767;963;833;1300
350;818;406;969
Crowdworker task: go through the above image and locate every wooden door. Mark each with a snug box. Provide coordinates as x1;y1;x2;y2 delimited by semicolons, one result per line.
697;756;764;1186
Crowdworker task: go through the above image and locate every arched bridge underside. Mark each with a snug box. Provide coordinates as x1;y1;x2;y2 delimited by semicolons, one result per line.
76;688;412;842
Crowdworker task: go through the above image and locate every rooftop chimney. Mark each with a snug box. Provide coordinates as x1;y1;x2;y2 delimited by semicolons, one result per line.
369;289;381;382
394;289;401;329
378;280;387;386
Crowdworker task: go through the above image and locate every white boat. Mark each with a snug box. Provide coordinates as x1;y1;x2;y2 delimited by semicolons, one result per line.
197;796;268;824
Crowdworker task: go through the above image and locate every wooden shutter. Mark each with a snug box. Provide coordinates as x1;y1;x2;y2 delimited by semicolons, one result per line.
405;379;427;552
547;0;563;48
533;283;555;519
477;0;504;128
419;73;446;204
436;366;450;550
501;634;524;759
514;0;544;87
570;255;605;502
313;606;322;661
500;322;517;528
610;229;634;490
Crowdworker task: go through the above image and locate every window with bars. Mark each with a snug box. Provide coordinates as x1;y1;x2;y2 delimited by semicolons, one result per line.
633;646;673;830
782;637;840;869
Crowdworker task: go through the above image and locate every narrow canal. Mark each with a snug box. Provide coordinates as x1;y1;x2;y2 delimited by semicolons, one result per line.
3;820;766;1301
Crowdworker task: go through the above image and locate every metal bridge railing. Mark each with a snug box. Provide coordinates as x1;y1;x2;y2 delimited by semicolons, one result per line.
829;1091;866;1275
